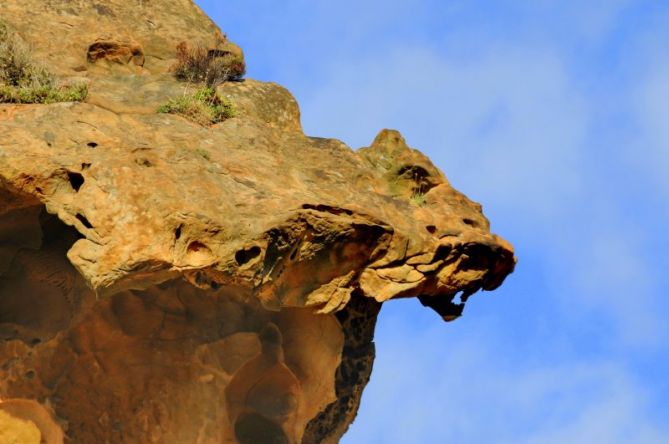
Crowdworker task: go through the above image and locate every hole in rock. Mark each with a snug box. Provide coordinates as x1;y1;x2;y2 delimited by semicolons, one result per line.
289;247;298;261
187;241;209;253
453;291;464;305
461;244;491;270
397;165;430;182
25;370;35;379
135;157;153;167
87;142;98;148
67;172;85;192
235;246;261;266
81;163;91;170
425;225;437;234
174;225;182;240
462;218;477;227
88;40;146;66
76;213;94;229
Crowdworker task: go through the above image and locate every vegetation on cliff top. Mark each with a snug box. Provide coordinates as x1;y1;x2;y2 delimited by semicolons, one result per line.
157;41;243;126
173;41;245;87
0;22;87;104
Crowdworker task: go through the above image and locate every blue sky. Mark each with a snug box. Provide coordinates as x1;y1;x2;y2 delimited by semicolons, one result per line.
197;1;669;442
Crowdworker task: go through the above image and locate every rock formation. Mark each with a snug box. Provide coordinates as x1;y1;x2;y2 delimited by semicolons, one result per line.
0;1;515;443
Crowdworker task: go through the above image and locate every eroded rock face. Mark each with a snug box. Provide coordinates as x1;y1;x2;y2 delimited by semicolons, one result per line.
0;1;515;442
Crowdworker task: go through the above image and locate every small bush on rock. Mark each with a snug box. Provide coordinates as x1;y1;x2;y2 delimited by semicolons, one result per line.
0;81;88;104
157;86;236;126
0;22;87;104
410;192;427;207
173;42;245;86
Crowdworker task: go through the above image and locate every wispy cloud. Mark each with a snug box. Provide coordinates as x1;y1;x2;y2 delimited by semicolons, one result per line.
633;58;669;197
299;45;587;221
344;302;669;443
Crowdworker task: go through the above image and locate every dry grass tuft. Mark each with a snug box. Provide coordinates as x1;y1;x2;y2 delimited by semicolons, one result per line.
173;42;245;87
157;86;237;126
0;22;87;104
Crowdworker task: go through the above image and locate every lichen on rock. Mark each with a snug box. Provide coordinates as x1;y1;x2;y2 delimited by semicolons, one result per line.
0;1;515;443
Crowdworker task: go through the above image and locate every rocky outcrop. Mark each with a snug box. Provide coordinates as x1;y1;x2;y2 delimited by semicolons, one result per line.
0;1;515;443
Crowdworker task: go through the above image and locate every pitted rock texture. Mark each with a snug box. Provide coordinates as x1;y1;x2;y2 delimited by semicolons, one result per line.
0;1;515;443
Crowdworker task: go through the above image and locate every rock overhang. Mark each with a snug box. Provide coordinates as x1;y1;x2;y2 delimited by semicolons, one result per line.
0;114;515;319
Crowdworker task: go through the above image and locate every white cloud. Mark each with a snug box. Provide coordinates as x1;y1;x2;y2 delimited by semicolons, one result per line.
633;58;669;197
343;303;669;443
558;225;667;347
300;45;587;224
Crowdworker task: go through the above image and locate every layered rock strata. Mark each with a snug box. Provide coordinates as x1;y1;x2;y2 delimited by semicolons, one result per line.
0;1;515;442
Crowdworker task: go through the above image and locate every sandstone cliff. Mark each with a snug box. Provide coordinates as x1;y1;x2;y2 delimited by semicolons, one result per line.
0;1;515;443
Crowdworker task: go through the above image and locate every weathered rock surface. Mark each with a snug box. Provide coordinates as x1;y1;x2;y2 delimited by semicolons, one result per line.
0;1;515;443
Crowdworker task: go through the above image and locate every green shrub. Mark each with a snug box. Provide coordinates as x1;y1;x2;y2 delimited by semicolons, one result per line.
173;42;245;86
0;21;35;87
0;21;87;104
410;192;427;207
0;82;88;104
157;87;237;126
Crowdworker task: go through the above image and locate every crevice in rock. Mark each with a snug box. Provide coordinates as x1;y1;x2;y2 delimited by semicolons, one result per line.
289;244;299;261
75;213;93;229
432;244;452;262
301;204;354;217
